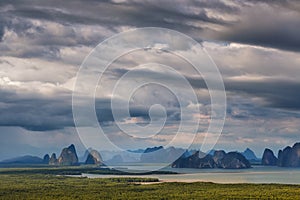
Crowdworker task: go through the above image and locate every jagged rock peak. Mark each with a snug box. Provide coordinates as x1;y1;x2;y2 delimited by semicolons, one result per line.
220;152;251;169
242;148;258;161
262;148;277;166
277;143;300;167
58;144;79;166
49;153;58;165
85;149;103;165
43;154;50;164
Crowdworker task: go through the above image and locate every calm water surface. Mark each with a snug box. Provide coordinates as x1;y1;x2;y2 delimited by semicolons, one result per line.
78;166;300;184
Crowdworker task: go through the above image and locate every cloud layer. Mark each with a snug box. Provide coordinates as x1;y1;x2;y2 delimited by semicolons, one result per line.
0;0;300;158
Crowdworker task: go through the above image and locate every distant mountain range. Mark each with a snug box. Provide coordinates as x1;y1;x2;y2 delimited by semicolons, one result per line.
1;143;299;168
0;155;44;164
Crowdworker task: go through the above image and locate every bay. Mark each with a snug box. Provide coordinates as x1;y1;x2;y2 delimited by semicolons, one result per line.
75;166;300;184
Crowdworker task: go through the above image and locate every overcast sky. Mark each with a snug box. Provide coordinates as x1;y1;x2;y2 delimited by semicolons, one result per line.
0;0;300;160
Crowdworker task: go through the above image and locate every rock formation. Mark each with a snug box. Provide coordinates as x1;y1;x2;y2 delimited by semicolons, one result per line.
277;143;300;167
220;152;251;169
140;146;185;163
172;150;251;169
43;154;50;164
144;146;163;153
172;151;201;168
212;150;226;167
85;149;103;165
242;148;259;161
81;148;92;163
49;153;58;165
57;144;78;166
198;154;216;168
261;148;278;166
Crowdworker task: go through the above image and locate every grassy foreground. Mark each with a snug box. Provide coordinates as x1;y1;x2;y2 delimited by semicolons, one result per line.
0;174;300;199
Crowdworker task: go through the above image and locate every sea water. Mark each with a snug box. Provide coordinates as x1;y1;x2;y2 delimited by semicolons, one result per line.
79;165;300;184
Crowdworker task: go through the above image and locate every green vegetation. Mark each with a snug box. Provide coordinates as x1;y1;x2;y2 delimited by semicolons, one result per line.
0;168;300;199
0;165;177;175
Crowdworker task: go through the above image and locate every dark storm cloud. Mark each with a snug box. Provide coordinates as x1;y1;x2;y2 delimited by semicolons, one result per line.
1;0;299;53
128;106;181;122
240;0;291;6
227;99;300;121
95;97;181;126
217;13;300;52
226;79;300;110
0;88;180;131
0;88;74;131
0;14;9;42
0;93;111;131
1;62;299;132
216;0;300;52
0;25;4;42
0;0;238;58
0;30;3;42
190;76;300;110
1;0;228;28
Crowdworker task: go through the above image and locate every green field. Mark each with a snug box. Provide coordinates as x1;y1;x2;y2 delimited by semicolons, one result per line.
0;167;300;199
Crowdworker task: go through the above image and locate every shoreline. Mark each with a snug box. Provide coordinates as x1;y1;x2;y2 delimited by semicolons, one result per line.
75;167;300;185
1;165;300;185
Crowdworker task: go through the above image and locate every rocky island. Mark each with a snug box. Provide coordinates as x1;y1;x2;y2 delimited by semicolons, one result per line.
44;144;103;166
261;142;300;167
172;150;251;169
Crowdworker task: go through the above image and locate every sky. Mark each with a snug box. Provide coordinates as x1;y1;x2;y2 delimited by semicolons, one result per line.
0;0;300;160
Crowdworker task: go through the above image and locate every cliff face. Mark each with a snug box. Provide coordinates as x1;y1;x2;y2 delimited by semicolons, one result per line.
198;154;216;168
277;143;300;167
261;148;277;166
57;144;78;166
43;154;50;164
171;151;201;168
242;148;259;161
219;152;251;169
172;150;251;169
171;151;215;168
85;149;103;165
259;143;300;167
49;153;58;165
213;150;226;167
